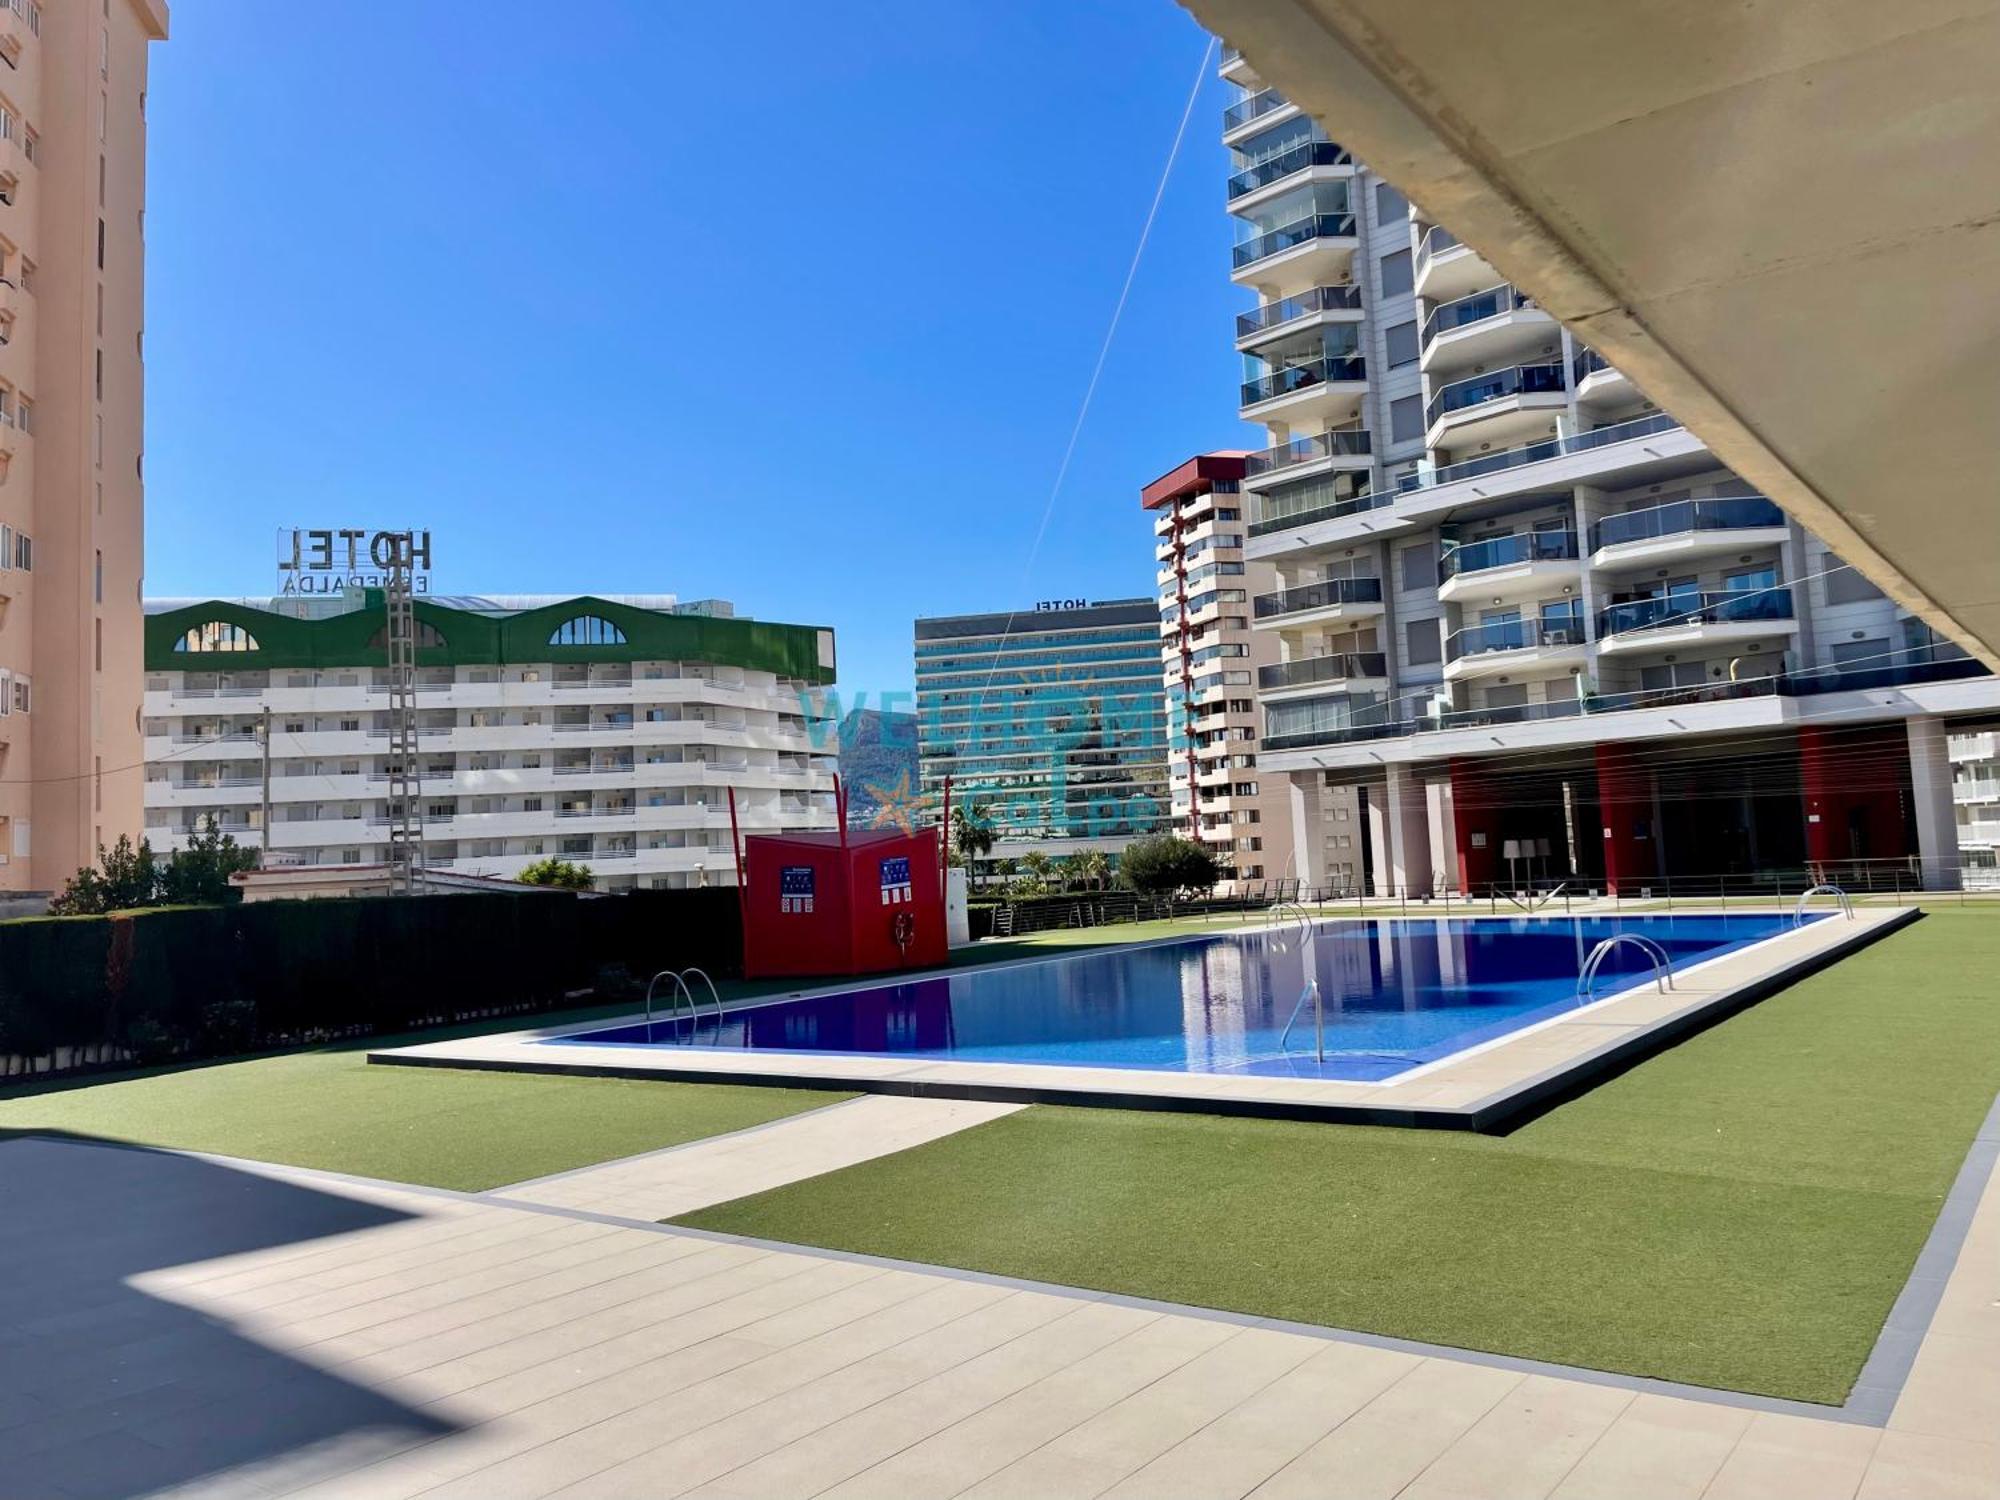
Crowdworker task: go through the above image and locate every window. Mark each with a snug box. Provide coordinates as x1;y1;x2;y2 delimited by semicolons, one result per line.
16;258;30;293
15;396;30;433
173;620;258;653
548;614;627;647
1824;563;1886;605
338;717;358;732
364;620;446;650
1404;617;1441;666
1831;638;1888;669
94;349;102;401
1389;393;1423;444
93;550;101;602
1385;319;1419;368
1378;249;1413;298
22;130;34;164
96;218;105;269
12;675;27;713
93;617;101;670
1374;182;1407;223
1399;539;1436;592
13;530;29;570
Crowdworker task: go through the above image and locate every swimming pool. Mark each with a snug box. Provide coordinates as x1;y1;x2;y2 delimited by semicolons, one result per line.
552;913;1815;1083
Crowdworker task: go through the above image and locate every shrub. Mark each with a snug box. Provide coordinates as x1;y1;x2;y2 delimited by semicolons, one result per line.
1117;834;1222;898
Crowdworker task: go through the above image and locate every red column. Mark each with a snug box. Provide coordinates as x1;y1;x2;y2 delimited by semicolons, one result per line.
1800;724;1912;869
1449;758;1499;890
1595;741;1651;894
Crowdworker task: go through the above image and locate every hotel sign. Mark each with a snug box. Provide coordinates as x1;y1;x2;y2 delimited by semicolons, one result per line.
278;528;433;595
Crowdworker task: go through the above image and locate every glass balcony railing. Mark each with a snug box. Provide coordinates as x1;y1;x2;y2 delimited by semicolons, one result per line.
1235;284;1364;340
1243;428;1372;478
1254;657;1991;754
1247;489;1389;538
1226;140;1351;199
1445;609;1585;661
1232;213;1357;270
1251;576;1384;619
1241;354;1366;407
1597;587;1795;638
1590;495;1786;552
1222;87;1288;133
1438;529;1578;581
1426;361;1567;428
1572;346;1612;385
1258;652;1388;690
1421;283;1535;345
1396;411;1682;495
1414;224;1460;275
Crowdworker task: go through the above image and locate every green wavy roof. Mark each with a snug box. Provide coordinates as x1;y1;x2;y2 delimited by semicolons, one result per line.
145;595;836;683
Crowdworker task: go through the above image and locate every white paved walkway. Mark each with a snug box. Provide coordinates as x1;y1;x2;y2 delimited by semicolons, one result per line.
3;1126;1994;1499
486;1096;1023;1221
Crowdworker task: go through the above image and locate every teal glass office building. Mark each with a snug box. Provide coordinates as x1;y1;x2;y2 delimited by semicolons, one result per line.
915;601;1171;856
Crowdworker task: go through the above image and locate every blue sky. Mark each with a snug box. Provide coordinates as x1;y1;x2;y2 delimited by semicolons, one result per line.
143;1;1251;702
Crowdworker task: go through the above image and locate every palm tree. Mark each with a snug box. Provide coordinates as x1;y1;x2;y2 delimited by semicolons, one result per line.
950;803;995;888
1077;849;1110;892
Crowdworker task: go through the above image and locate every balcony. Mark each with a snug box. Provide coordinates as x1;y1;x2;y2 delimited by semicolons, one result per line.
1397;411;1686;499
1427;361;1567;447
1239;353;1367;424
1242;428;1372;484
1247;488;1389;539
1572;346;1633;407
1595;587;1799;654
1420;284;1554;374
1221;87;1293;141
1225;140;1352;205
1413;224;1487;301
1436;529;1582;604
1443;610;1587;681
1251;576;1384;626
1231;213;1358;285
1218;46;1255;85
1589;495;1789;566
1236;284;1364;348
1257;652;1389;697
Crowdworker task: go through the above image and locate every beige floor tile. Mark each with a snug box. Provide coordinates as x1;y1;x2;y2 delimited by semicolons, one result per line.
1246;1358;1523;1500
1549;1392;1751;1500
1857;1430;2000;1500
1398;1373;1634;1500
1889;1332;2000;1441
1703;1411;1881;1500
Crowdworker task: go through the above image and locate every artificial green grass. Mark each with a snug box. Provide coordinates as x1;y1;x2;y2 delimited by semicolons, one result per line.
677;908;2000;1404
0;1048;848;1192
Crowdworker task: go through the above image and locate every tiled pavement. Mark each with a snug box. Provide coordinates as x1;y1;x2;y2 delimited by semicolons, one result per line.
486;1096;1024;1221
3;1117;1996;1499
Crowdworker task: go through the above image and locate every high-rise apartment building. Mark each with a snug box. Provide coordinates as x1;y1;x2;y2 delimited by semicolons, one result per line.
1952;732;2000;888
0;0;166;890
1142;452;1296;891
1218;48;1998;892
141;592;839;891
914;601;1169;862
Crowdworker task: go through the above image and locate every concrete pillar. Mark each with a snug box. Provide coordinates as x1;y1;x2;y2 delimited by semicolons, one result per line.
1426;777;1456;893
1360;782;1390;895
1906;715;1962;890
1383;762;1433;896
1287;773;1326;890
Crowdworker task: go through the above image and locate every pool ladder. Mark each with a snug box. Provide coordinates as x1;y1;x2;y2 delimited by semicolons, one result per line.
643;967;724;1043
1794;883;1854;926
1275;906;1325;1063
1576;934;1675;999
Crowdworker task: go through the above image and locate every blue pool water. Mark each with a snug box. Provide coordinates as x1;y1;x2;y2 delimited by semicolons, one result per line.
553;914;1812;1082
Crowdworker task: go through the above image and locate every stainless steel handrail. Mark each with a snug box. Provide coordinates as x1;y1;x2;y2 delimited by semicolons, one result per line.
1278;978;1324;1064
1794;883;1854;925
679;967;725;1032
1577;934;1675;998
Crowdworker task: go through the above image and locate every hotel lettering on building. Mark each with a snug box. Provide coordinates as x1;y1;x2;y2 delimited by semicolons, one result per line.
1212;49;1999;893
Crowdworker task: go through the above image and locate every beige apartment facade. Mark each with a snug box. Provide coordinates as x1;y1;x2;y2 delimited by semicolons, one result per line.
0;0;165;889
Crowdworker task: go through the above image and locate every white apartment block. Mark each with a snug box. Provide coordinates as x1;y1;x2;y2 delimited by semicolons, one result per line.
141;592;839;892
1952;732;2000;889
1219;50;1998;893
1142;453;1298;892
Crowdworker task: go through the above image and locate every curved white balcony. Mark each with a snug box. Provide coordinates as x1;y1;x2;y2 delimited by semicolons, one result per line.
1413;225;1492;302
1436;530;1583;605
1240;353;1368;428
1250;576;1385;631
1420;283;1559;376
1442;611;1587;682
1231;213;1358;293
1595;588;1799;656
1426;361;1568;451
1588;495;1790;569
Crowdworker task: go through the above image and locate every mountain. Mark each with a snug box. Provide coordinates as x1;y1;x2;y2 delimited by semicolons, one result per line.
837;708;922;828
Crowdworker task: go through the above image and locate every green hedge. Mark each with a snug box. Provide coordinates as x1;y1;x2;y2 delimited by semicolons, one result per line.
0;888;743;1077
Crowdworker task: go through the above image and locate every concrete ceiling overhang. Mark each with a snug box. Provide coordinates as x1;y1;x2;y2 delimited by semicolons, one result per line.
1182;0;2000;663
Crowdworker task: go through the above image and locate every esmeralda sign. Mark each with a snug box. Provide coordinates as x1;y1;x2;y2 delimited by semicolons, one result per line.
277;529;434;594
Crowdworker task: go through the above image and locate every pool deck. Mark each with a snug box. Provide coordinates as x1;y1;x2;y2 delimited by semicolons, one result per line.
371;906;1915;1130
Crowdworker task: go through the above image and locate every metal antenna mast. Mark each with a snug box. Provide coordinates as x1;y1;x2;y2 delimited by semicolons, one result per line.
384;532;423;895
